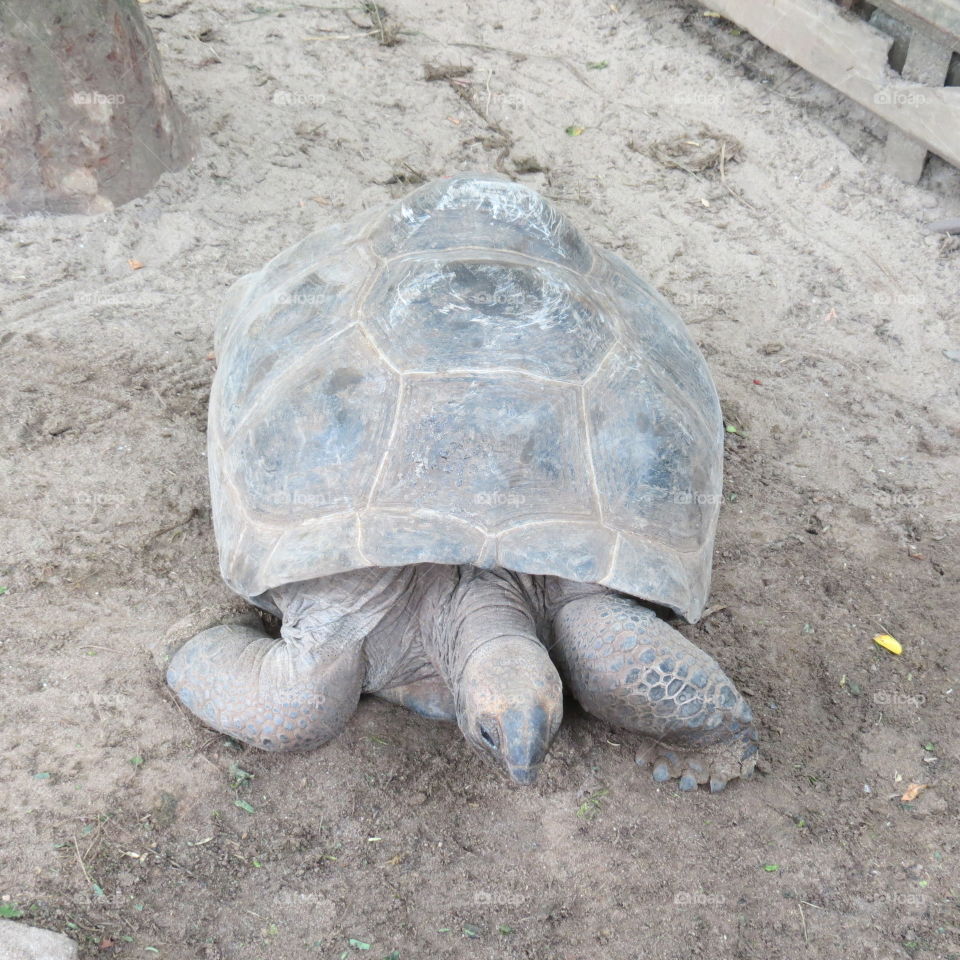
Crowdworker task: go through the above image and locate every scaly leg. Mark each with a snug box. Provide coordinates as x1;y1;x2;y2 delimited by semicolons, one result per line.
167;568;410;750
167;620;364;750
549;586;757;792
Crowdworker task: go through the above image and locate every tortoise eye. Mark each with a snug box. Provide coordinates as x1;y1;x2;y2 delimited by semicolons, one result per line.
478;722;499;750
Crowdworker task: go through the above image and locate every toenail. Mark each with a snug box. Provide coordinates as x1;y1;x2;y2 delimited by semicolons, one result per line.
709;775;727;793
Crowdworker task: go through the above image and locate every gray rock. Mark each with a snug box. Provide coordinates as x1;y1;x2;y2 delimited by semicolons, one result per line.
0;919;78;960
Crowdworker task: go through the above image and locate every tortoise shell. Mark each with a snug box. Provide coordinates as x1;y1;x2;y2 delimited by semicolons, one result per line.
208;173;723;620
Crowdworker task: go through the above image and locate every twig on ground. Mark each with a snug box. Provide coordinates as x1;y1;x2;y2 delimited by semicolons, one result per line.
73;836;95;891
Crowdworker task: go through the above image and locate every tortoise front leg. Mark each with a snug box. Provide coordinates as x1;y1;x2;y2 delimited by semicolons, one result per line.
167;620;365;750
547;585;757;792
167;567;418;750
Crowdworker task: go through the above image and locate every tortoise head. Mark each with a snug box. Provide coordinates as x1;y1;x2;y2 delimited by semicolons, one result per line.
456;638;563;784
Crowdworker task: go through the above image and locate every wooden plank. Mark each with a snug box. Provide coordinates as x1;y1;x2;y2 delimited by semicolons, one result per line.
884;129;926;181
873;0;960;48
701;0;960;171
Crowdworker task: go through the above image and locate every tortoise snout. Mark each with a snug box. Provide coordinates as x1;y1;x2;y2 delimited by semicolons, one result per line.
501;705;552;784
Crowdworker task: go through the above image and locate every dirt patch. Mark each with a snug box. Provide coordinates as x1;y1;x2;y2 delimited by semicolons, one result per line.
1;1;957;958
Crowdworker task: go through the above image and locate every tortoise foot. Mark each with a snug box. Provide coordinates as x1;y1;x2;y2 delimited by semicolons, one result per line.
635;725;758;793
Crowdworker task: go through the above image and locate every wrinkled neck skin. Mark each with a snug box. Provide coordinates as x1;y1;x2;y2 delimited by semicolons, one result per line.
265;566;419;683
263;563;607;690
418;567;533;691
408;564;603;695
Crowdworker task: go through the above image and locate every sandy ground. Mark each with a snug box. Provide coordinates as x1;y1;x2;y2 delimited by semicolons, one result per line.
2;0;959;957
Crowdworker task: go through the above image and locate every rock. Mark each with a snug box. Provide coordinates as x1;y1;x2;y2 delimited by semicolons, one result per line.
0;919;78;960
0;0;192;216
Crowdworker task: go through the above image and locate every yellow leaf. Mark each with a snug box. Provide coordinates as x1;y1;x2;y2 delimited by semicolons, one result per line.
873;634;902;655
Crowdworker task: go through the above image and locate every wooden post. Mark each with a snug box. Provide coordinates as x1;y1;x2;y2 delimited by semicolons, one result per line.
883;31;954;181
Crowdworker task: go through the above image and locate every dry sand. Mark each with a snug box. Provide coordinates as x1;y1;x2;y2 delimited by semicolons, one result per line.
1;1;958;957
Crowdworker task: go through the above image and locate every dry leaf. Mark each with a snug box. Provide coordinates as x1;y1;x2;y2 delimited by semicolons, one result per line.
900;783;927;802
128;259;144;270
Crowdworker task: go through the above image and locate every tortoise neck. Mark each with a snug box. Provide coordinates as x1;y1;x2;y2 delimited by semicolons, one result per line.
418;565;546;697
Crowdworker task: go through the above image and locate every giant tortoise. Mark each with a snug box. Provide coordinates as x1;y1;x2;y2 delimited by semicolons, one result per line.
167;173;757;791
